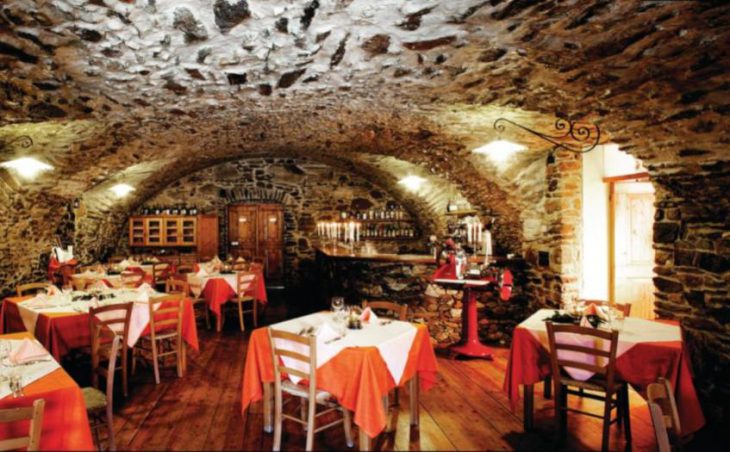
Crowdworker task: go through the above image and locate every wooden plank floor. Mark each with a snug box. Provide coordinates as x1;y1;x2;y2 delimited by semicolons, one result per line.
64;298;718;451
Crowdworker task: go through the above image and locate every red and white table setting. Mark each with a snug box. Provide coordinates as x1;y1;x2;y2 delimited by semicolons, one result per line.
187;266;267;331
241;311;438;450
0;332;94;450
0;285;199;361
503;308;705;435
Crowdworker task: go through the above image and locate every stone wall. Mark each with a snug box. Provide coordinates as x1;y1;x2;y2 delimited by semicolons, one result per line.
316;253;530;346
112;157;429;286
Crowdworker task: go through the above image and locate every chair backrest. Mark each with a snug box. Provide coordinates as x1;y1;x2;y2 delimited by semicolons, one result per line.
78;264;102;273
249;262;264;273
237;271;257;296
231;262;249;271
90;302;133;349
0;399;45;451
647;377;682;439
89;326;122;410
165;278;189;297
148;295;184;341
176;264;195;275
152;263;171;284
178;253;198;267
580;299;632;317
362;300;408;321
268;328;316;396
108;256;125;264
648;402;672;452
120;271;144;288
546;322;620;391
16;282;51;297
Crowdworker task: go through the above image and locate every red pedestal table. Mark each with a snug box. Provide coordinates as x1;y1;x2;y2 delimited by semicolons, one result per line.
433;277;495;359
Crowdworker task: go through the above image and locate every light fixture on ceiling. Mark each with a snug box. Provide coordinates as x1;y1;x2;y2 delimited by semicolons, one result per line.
109;183;135;198
0;157;54;180
398;175;426;192
473;139;527;163
492;117;601;164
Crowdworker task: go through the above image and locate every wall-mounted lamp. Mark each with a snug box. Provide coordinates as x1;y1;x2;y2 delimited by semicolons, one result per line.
398;175;426;192
109;183;135;198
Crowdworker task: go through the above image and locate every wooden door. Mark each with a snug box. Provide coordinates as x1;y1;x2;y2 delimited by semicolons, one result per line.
197;215;219;261
612;181;656;319
228;204;284;284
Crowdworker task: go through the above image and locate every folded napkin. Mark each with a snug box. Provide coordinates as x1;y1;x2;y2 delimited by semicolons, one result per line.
316;322;340;343
584;303;609;320
89;280;109;291
195;266;209;277
118;259;133;269
9;339;47;364
211;256;222;265
236;256;246;263
46;285;61;296
360;306;378;323
137;282;155;296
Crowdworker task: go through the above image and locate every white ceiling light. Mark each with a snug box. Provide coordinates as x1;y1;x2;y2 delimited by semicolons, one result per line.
398;175;426;192
473;139;526;163
109;183;135;198
0;157;54;179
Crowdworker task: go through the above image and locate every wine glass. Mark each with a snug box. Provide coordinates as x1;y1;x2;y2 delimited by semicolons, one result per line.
331;297;344;313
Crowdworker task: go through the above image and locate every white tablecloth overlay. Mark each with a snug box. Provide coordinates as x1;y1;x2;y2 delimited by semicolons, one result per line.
270;312;418;386
71;271;123;288
520;309;681;380
0;338;61;400
17;286;164;348
186;273;239;297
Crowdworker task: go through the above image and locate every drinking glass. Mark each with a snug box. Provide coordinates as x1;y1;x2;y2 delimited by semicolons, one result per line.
611;309;625;332
8;369;23;398
331;297;344;313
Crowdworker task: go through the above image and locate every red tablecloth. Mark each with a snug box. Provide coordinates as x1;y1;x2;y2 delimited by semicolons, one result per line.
199;272;268;319
241;324;438;438
503;324;705;435
0;332;94;451
0;296;199;361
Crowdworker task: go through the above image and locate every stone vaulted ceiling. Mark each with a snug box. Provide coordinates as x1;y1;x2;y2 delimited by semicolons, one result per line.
1;0;729;240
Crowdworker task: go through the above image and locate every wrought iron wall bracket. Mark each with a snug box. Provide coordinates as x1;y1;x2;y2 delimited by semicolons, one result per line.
493;118;600;154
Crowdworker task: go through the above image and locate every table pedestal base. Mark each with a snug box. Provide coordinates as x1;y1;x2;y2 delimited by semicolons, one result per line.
449;341;494;359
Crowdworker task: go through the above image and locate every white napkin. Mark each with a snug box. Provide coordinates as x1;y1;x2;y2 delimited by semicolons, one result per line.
89;280;109;291
46;285;60;296
136;283;155;296
9;338;48;364
195;266;209;277
316;322;340;343
360;306;379;323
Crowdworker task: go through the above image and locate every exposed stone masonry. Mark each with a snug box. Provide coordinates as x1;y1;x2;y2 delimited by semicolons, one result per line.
1;0;729;425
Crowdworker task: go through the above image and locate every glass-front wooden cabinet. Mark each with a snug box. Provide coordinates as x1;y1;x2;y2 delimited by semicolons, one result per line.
128;215;197;247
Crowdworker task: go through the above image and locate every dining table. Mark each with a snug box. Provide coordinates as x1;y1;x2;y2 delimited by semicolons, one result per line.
0;332;95;450
0;287;199;362
186;270;267;331
241;311;438;450
503;309;705;436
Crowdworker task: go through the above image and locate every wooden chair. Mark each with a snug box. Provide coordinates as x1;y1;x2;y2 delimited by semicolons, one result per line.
0;399;45;451
16;282;51;297
83;333;121;451
89;302;133;398
166;277;209;330
581;299;632;317
361;300;407;321
108;256;125;264
234;271;258;332
72;277;93;291
152;263;171;287
546;322;631;452
176;264;195;275
648;377;682;446
649;402;672;452
132;294;186;384
268;328;353;451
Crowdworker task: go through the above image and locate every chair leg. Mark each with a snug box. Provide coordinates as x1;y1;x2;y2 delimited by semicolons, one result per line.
622;385;632;447
121;347;128;398
301;399;308;431
342;408;354;448
601;391;613;452
253;300;258;328
238;300;245;332
91;414;102;449
106;404;116;452
393;388;400;406
176;340;184;378
273;383;283;452
151;340;161;385
305;397;316;451
543;376;552;399
131;348;137;376
204;304;211;330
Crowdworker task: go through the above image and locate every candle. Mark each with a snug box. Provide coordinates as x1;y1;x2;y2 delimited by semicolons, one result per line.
484;229;493;264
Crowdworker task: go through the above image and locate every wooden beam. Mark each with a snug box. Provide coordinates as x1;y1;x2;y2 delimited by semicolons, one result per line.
602;172;649;183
